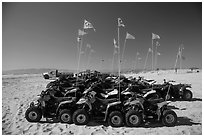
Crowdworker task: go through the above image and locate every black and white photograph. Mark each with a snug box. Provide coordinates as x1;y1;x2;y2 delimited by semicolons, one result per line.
2;1;202;135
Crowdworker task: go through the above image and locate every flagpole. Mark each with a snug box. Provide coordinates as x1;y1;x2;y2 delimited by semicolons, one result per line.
135;52;137;71
87;50;92;69
155;44;158;70
121;38;127;70
143;49;149;71
76;29;84;86
111;51;115;75
117;24;121;101
174;47;179;71
152;39;154;71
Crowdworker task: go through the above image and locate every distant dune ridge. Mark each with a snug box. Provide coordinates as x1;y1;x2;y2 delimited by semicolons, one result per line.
2;69;202;135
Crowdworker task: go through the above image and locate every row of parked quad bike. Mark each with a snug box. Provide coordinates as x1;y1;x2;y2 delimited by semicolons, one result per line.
25;74;193;127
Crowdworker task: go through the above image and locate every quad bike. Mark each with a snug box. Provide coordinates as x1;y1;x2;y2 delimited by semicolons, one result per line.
159;80;193;100
72;81;133;127
25;85;83;124
124;90;177;127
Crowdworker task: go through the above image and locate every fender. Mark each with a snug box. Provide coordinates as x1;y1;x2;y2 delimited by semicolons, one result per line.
104;101;121;121
143;90;156;98
56;100;73;113
156;101;171;120
125;99;144;110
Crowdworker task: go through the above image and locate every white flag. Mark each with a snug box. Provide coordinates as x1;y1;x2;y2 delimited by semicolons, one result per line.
118;18;125;27
78;29;87;36
157;52;161;55
152;33;160;39
138;57;142;60
148;48;153;53
126;32;135;39
84;20;96;31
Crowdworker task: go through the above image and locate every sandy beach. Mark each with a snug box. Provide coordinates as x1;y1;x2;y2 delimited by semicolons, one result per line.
2;70;202;135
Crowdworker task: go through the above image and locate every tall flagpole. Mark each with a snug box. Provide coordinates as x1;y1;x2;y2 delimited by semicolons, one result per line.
152;39;154;71
76;29;84;86
87;50;92;69
121;38;127;70
135;52;138;71
111;51;115;75
155;44;158;70
174;47;179;71
143;49;149;71
117;24;121;101
180;45;183;70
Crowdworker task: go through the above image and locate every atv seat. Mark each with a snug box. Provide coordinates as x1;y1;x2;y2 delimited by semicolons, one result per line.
147;98;164;104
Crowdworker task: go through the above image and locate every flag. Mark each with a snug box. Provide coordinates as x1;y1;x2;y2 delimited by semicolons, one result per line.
118;18;125;27
113;39;118;48
77;37;81;42
152;33;160;39
137;52;140;56
87;44;91;48
84;20;96;31
148;48;153;53
126;32;135;39
157;52;161;55
156;41;160;46
138;57;142;60
78;29;87;36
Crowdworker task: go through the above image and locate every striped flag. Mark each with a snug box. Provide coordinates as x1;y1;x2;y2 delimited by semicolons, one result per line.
152;33;160;39
126;32;135;39
118;18;125;27
78;29;87;36
84;20;96;31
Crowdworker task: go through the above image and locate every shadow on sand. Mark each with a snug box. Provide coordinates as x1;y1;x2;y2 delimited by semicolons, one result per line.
170;97;202;102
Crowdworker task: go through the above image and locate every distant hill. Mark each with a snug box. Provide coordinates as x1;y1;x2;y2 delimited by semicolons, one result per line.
2;68;75;75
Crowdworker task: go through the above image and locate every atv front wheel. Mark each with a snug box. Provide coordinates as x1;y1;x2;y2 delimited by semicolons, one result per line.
125;110;142;127
25;107;42;122
182;89;193;100
59;109;73;124
162;109;177;127
108;111;124;127
73;109;89;125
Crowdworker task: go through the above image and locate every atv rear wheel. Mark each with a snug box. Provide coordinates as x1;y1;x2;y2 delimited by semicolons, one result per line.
182;89;193;100
162;109;177;127
25;107;42;122
125;110;142;127
59;109;73;124
108;111;124;127
73;109;89;125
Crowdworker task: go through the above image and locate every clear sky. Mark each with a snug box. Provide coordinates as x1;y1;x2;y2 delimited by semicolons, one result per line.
2;2;202;71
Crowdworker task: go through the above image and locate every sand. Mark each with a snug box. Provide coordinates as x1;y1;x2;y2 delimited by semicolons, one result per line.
2;70;202;135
